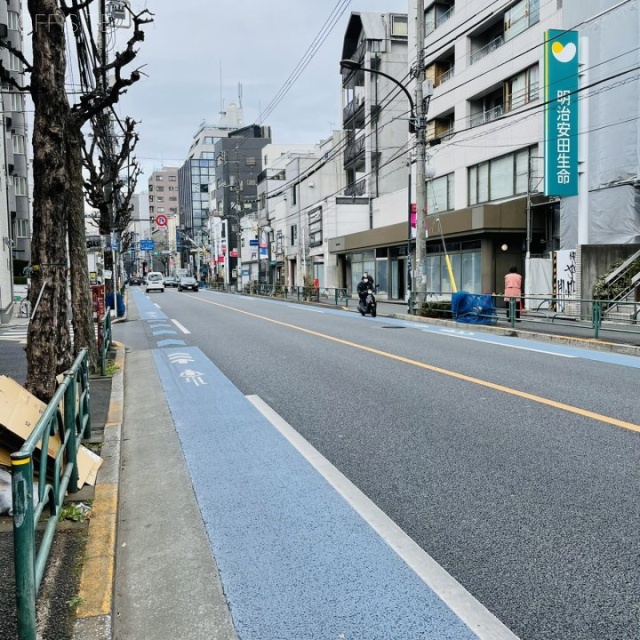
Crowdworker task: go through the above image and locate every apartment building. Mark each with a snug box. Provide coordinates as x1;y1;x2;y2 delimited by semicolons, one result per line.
330;11;415;299
0;0;31;320
148;166;179;271
413;0;640;297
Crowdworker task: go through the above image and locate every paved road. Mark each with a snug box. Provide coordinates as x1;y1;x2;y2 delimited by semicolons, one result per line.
114;288;640;640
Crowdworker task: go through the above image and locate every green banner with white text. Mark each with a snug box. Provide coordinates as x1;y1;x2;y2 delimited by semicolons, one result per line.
544;29;579;197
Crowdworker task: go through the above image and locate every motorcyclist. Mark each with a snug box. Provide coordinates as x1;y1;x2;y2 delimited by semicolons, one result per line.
357;273;375;314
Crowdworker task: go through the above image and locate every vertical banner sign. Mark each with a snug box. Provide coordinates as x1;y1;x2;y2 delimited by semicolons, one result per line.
544;29;579;197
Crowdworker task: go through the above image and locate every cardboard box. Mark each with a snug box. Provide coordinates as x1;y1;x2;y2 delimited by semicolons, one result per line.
0;376;102;487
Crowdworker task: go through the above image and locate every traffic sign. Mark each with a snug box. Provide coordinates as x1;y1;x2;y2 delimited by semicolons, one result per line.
156;214;168;227
139;239;154;251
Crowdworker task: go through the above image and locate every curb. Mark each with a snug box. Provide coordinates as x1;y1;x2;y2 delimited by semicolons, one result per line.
72;341;125;639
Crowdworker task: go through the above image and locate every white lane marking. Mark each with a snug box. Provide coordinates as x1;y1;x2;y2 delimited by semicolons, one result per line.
247;395;519;640
154;303;161;309
171;319;191;334
424;330;576;358
285;304;324;313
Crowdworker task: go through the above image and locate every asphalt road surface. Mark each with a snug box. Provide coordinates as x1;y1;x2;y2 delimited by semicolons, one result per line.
116;288;640;640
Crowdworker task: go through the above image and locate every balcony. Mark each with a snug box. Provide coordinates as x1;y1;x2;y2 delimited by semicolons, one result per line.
436;65;455;86
470;34;505;65
345;177;366;197
343;95;365;126
344;135;365;165
425;1;455;36
470;105;504;128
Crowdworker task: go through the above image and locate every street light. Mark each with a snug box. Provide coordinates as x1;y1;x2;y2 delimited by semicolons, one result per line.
340;58;430;312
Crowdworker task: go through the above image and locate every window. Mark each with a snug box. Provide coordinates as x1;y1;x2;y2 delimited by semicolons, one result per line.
149;185;154;192
169;175;177;181
308;207;322;247
168;186;175;191
16;219;29;237
14;176;27;196
425;1;455;35
204;136;215;144
157;207;165;213
504;0;539;42
505;65;539;111
10;93;22;112
169;196;177;201
8;52;20;72
201;152;215;159
156;175;164;181
245;179;256;186
156;196;164;202
156;186;164;192
290;224;297;246
426;173;455;212
391;15;408;37
291;184;297;205
468;145;537;205
149;206;154;213
245;157;256;166
12;134;25;155
8;11;19;30
148;195;154;202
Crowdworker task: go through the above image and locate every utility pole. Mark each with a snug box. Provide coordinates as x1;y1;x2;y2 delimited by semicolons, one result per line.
414;0;428;307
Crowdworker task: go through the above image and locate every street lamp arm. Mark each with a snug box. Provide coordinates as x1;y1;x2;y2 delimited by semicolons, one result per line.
340;59;416;130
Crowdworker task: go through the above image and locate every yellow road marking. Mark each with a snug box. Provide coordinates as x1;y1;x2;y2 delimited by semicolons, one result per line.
191;296;640;434
76;483;118;618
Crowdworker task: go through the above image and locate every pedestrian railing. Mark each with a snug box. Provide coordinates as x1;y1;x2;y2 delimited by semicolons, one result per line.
11;349;91;640
98;308;112;376
408;291;640;339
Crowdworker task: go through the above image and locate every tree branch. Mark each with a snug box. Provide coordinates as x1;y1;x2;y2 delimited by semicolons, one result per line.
0;38;34;73
71;7;153;123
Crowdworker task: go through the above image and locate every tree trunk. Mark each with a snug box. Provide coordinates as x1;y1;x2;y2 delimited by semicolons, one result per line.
25;0;73;401
67;123;98;369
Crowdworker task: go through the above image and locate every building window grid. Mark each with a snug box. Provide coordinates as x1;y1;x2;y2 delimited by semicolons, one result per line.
468;146;537;206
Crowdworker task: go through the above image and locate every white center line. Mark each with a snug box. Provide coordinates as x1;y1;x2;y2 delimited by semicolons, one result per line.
172;319;191;334
154;303;161;309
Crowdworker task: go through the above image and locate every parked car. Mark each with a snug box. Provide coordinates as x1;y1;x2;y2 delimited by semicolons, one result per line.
145;272;165;293
164;276;179;288
178;276;199;292
128;277;144;286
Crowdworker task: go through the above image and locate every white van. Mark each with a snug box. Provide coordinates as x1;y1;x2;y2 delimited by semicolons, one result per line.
145;272;165;293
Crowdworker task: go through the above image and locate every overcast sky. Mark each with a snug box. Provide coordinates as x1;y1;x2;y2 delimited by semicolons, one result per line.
115;0;409;181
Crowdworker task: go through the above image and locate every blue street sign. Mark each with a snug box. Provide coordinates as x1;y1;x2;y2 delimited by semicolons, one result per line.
139;239;155;251
249;239;259;246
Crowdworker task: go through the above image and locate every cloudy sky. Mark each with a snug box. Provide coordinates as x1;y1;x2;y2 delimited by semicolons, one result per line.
114;0;409;180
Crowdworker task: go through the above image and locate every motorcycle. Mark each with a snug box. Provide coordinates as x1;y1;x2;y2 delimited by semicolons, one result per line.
358;289;377;317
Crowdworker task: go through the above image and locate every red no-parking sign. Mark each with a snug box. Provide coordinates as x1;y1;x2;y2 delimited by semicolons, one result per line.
155;214;168;227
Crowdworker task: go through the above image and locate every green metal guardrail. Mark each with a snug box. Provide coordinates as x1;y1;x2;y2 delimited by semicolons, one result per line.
408;291;640;339
11;349;91;640
99;308;113;376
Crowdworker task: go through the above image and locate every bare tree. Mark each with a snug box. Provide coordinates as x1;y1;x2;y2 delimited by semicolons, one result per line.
0;0;152;400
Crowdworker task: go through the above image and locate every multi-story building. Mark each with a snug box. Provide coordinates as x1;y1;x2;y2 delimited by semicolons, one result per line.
0;0;32;320
329;10;415;300
410;0;640;298
178;104;244;267
148;166;179;272
211;124;271;288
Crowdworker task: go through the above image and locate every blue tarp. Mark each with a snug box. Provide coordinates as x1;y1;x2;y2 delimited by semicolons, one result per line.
451;291;498;325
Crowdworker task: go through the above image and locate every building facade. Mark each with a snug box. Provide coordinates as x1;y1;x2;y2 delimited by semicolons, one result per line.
210;125;271;288
148;166;179;273
410;0;640;298
0;0;32;320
